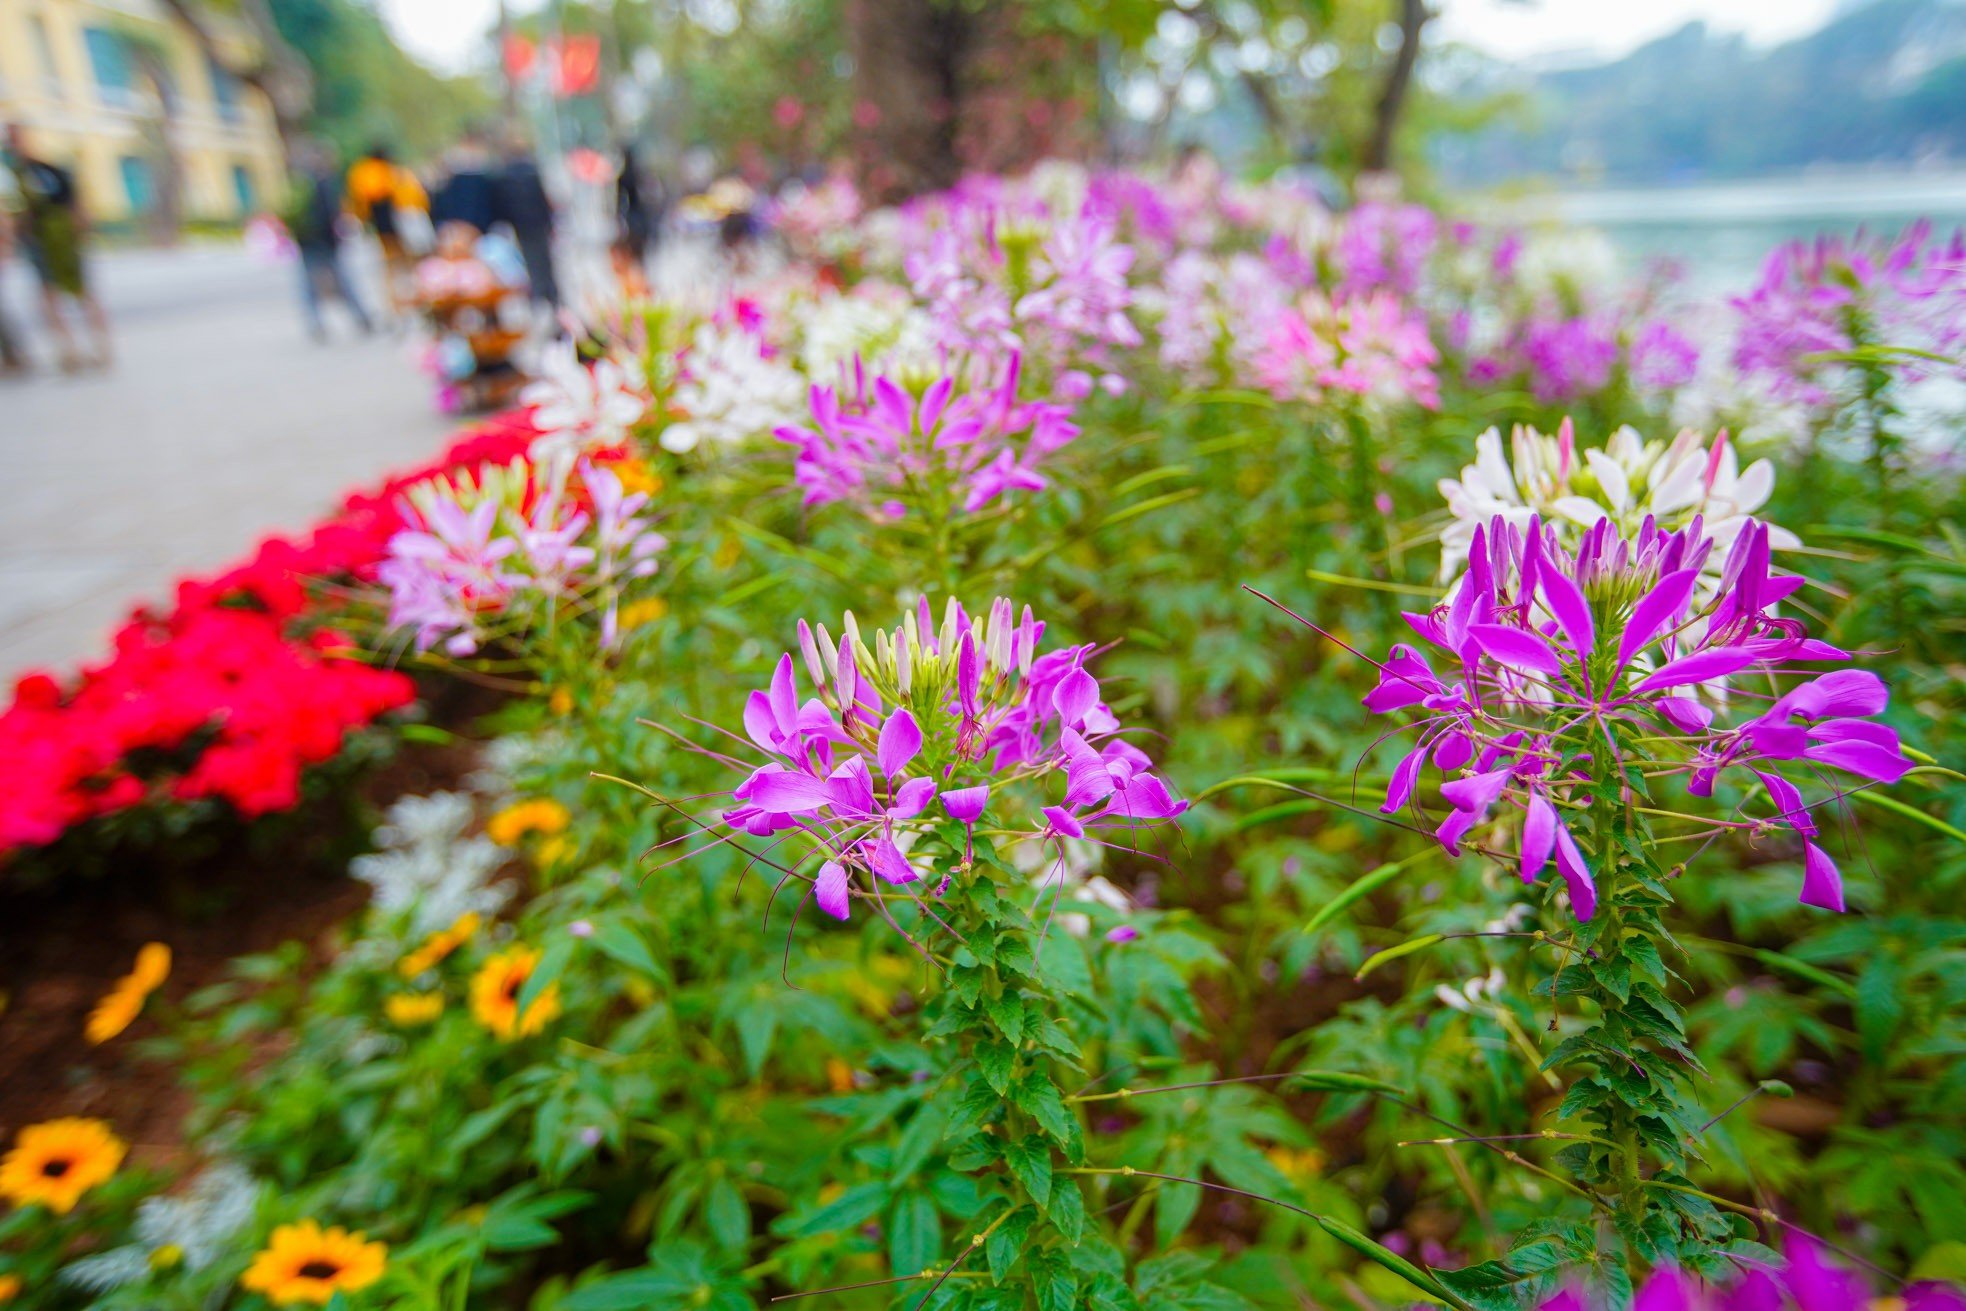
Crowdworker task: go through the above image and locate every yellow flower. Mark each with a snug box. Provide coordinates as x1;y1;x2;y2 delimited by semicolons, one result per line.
597;457;663;497
0;1119;126;1214
397;913;481;979
241;1221;387;1306
85;943;172;1044
130;943;172;991
536;835;573;869
470;946;561;1040
548;686;574;716
1264;1145;1326;1180
487;799;570;847
618;597;668;629
0;1273;21;1301
384;993;444;1027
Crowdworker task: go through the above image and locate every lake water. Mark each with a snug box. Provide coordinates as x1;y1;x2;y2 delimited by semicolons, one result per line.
1496;169;1966;296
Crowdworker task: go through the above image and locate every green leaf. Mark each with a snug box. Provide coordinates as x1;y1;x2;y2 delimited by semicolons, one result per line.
783;1181;890;1237
986;1205;1039;1282
986;993;1029;1045
517;935;575;1017
591;921;663;980
1305;859;1413;934
977;1041;1018;1097
1315;1216;1475;1310
1048;1176;1086;1243
1003;1135;1054;1206
704;1176;749;1251
889;1192;941;1280
892;1100;949;1181
1014;1074;1078;1152
1355;934;1445;980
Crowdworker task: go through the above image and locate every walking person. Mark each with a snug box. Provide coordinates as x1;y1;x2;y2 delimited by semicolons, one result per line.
492;132;559;313
3;123;111;371
286;143;373;342
345;143;427;320
0;209;31;375
615;144;661;263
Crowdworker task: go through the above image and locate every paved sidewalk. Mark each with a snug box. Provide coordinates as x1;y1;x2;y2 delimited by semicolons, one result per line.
0;242;457;680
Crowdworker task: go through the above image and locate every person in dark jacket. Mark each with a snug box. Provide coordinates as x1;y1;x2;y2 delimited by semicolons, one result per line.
287;141;373;341
492;133;559;310
615;144;660;260
429;132;499;235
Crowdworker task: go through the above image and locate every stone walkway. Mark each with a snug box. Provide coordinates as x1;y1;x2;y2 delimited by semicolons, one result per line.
0;242;456;680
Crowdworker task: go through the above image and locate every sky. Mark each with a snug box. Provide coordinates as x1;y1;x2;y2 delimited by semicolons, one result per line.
376;0;1845;76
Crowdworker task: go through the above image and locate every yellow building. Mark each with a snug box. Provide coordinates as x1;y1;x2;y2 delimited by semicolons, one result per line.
0;0;286;225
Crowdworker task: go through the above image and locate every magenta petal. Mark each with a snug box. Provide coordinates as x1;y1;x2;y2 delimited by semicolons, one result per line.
1383;745;1427;815
877;708;923;778
869;837;919;885
1616;567;1699;670
1800;841;1846;911
1105;925;1139;944
1440;766;1512;817
1656;696;1714;733
742;769;835;814
1539;566;1595;657
1053;666;1101;727
1521;795;1557;886
1553;821;1596;920
1753;769;1818;838
1630;646;1762;693
890;776;939;819
814;860;851;920
1468;623;1564;676
941;785;990;823
1042;805;1085;839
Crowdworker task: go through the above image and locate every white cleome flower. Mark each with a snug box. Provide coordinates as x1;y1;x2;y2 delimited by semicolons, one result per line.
793;287;937;382
661;324;809;454
61;1163;261;1292
1437;420;1800;581
522;342;648;472
352;791;514;938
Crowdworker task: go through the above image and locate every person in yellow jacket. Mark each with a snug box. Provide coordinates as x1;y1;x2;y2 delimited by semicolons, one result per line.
345;144;428;317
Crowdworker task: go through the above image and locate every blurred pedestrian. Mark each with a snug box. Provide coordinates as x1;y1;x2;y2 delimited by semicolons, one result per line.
615;144;661;261
3;123;111;371
285;142;373;342
0;208;31;375
345;143;427;319
492;132;559;311
430;131;499;236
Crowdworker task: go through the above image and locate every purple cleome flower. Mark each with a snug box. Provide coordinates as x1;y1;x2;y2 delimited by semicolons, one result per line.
718;598;1185;923
1365;505;1910;918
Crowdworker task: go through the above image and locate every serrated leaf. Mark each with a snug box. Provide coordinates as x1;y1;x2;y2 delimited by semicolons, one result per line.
986;1205;1038;1283
1003;1135;1053;1206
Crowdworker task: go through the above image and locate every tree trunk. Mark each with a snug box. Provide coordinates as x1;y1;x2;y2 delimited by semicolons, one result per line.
847;0;969;202
1362;0;1428;175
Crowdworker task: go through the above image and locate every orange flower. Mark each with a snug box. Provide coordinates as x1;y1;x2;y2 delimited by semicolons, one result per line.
86;943;171;1044
0;1272;21;1301
0;1119;125;1214
469;946;561;1040
241;1221;387;1305
486;799;569;847
398;913;481;979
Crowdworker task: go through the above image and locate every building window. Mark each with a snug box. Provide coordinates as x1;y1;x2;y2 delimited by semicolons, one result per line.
231;164;254;214
119;156;155;214
84;27;138;110
208;56;242;122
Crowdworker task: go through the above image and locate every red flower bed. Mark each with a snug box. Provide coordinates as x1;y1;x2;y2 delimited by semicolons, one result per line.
0;410;540;858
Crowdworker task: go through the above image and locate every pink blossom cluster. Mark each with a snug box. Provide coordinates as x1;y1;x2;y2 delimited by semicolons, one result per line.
1731;220;1966;408
379;459;666;656
718;597;1185;922
1252;291;1442;410
772;354;1078;519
